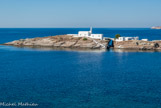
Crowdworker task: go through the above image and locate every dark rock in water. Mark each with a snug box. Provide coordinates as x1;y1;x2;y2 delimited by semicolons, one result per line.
154;43;160;48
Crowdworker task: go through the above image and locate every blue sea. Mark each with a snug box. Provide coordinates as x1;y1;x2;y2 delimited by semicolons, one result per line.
0;28;161;108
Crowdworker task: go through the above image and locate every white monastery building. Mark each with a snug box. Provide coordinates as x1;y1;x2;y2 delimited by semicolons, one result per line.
68;27;103;40
68;28;144;41
116;37;139;42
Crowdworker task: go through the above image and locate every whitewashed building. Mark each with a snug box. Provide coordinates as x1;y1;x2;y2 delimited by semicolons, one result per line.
141;39;148;41
68;27;103;40
116;37;139;42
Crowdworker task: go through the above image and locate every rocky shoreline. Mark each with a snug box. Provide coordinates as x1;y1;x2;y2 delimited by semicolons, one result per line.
2;35;109;50
114;40;161;50
2;35;161;51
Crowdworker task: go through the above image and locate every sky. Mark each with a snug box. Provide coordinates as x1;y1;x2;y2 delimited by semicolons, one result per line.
0;0;161;28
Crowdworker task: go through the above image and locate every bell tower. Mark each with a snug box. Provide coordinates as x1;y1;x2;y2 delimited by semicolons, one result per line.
90;27;93;34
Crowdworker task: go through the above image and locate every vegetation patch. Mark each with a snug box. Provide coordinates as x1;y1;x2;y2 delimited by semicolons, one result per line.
83;38;87;41
114;34;121;40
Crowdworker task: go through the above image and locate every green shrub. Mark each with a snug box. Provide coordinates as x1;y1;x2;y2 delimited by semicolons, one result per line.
115;34;121;40
83;38;87;41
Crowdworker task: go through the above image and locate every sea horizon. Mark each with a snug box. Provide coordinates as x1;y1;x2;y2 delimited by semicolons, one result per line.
0;27;154;29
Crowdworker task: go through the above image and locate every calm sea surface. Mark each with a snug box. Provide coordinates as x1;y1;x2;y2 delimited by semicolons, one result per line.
0;28;161;108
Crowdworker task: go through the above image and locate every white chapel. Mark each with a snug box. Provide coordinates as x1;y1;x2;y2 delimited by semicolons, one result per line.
68;27;103;40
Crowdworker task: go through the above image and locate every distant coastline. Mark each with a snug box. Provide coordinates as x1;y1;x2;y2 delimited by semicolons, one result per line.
151;26;161;29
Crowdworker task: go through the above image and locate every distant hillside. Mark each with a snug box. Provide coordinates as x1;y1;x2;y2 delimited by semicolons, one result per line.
151;26;161;29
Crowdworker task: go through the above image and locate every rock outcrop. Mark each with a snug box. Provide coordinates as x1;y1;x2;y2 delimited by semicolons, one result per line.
3;35;161;51
3;35;109;49
114;40;161;50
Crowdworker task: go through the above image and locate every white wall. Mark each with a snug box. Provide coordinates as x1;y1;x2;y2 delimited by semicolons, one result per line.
67;30;103;40
78;31;90;37
116;37;139;42
91;34;103;40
